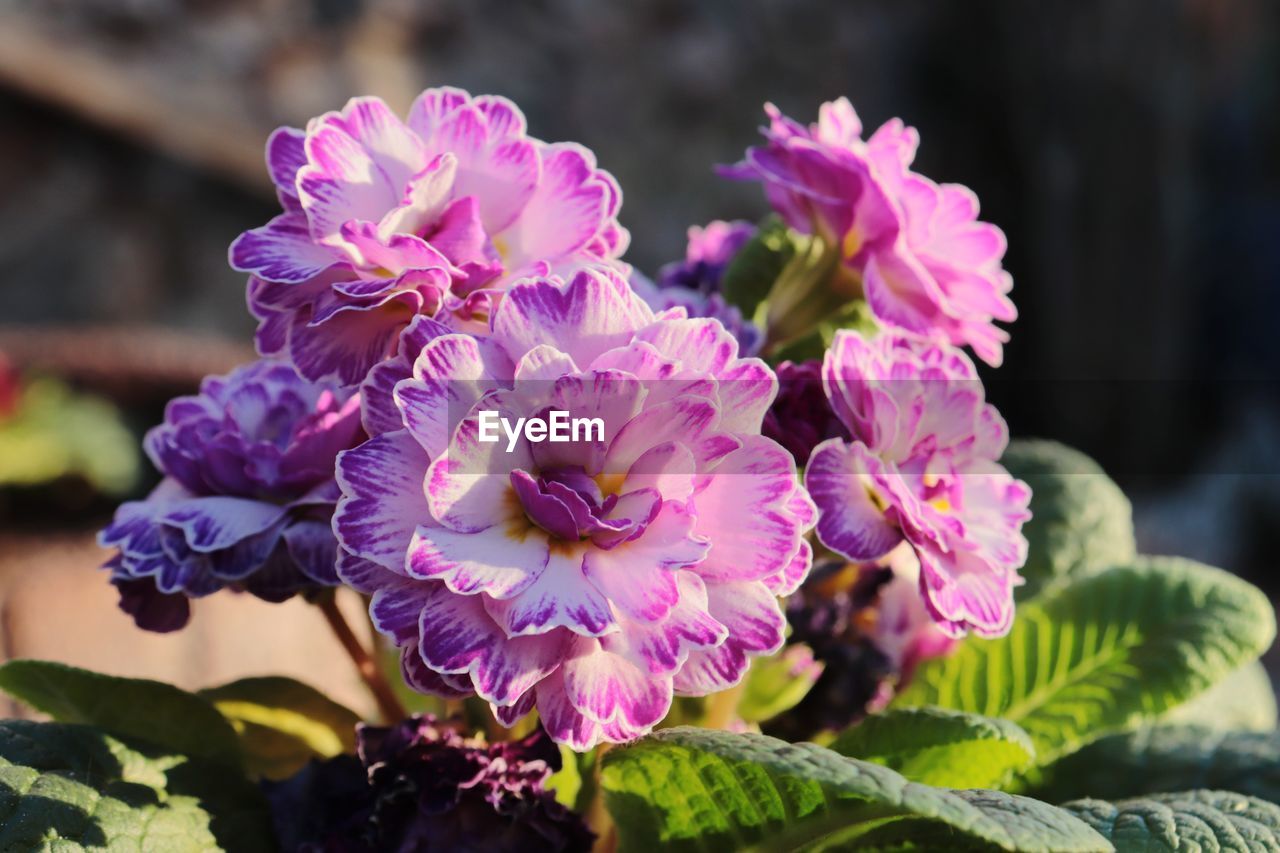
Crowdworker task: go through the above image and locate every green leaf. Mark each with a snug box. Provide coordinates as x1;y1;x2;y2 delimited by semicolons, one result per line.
1163;660;1277;732
893;558;1276;767
829;708;1036;789
1064;790;1280;852
0;719;274;852
1030;726;1280;805
720;218;798;319
1000;440;1136;599
547;744;583;809
738;646;822;724
601;726;1108;852
199;676;361;780
0;660;242;768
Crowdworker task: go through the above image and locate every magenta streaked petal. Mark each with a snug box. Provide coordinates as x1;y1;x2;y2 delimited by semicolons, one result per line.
493;268;653;369
288;291;419;386
612;571;726;676
401;643;473;698
497;142;609;266
371;580;433;645
691;436;809;582
282;519;339;584
396;333;509;458
633;317;739;376
482;547;615;637
266;126;307;210
229;213;340;283
492;688;537;727
327;96;426;191
298;123;400;244
160;497;288;553
561;636;673;729
407;525;548;599
416;589;568;705
805;439;904;562
405;86;471;138
334;430;432;571
359;315;451;437
672;579;785;695
762;537;812;597
918;543;1016;638
336;547;404;593
425;412;531;533
584;502;707;618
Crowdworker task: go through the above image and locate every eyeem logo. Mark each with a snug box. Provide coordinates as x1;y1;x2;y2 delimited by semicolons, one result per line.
477;410;605;452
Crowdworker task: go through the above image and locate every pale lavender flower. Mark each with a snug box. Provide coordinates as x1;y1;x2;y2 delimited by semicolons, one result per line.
334;266;814;750
804;331;1030;637
723;99;1015;366
231;89;628;386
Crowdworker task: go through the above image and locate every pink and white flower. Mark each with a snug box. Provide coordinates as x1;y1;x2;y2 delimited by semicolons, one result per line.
723;99;1015;366
805;330;1030;638
231;88;628;386
333;266;814;749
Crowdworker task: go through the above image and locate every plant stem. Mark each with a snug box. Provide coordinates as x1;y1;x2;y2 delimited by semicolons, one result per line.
588;743;617;853
703;681;746;730
317;593;406;723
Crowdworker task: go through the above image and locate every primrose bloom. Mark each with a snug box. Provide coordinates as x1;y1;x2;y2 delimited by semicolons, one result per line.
638;220;761;357
805;331;1030;637
231;88;627;386
100;361;362;631
723;99;1015;365
334;266;815;749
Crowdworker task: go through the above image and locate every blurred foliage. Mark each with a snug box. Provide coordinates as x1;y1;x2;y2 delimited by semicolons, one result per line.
0;374;140;495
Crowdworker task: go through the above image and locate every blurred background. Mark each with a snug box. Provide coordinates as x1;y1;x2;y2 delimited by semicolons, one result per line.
1;0;1277;703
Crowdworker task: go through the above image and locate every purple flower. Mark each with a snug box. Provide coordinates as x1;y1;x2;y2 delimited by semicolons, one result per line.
263;717;592;853
638;220;762;356
334;266;815;750
723;99;1016;366
99;360;363;631
762;359;850;465
231;89;629;387
657;220;756;294
804;331;1030;638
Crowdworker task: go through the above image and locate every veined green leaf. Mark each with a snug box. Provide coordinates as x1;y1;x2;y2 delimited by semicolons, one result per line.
1000;439;1136;600
1064;790;1280;852
1031;726;1280;805
829;707;1035;789
893;558;1275;767
601;727;1107;852
0;720;273;852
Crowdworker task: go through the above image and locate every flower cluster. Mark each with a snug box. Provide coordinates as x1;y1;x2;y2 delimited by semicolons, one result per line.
99;361;362;630
99;86;1031;756
334;266;815;749
264;716;591;852
723;99;1015;365
805;331;1030;637
231;90;628;386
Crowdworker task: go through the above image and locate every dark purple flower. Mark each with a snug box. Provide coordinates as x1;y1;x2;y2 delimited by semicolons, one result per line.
263;716;593;853
657;220;756;295
638;220;763;356
98;360;363;631
761;359;851;465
